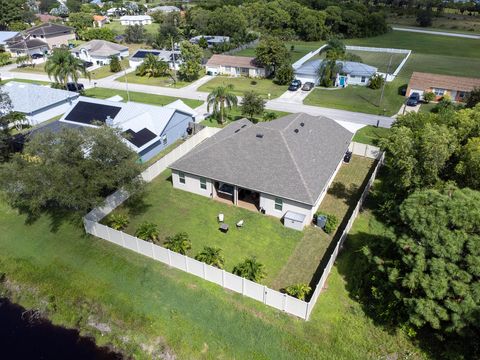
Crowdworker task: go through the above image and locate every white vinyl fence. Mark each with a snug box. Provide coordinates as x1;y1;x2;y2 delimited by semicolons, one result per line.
83;127;384;320
349;142;382;159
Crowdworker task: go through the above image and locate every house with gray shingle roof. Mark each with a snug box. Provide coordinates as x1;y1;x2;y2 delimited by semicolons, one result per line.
71;40;129;66
170;113;353;229
2;81;79;125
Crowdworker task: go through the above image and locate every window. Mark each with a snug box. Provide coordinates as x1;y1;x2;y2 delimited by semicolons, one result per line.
458;91;467;99
434;88;445;96
179;172;185;184
162;134;167;145
200;177;207;190
274;198;283;211
361;76;366;83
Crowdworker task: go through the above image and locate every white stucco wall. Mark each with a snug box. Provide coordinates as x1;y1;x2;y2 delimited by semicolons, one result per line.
259;193;314;225
347;74;370;86
172;170;213;198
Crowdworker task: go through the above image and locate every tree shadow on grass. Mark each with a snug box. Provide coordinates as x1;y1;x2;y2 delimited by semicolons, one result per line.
327;182;359;205
123;189;151;217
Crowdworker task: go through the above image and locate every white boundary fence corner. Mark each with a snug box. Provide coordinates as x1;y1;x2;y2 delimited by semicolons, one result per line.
83;129;383;320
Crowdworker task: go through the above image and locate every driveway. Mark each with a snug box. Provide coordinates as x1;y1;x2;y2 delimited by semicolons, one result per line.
397;103;420;116
277;89;311;104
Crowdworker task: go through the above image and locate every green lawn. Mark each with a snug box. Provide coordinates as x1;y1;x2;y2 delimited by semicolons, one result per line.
198;76;286;99
235;41;324;63
11;64;47;74
89;59;129;80
84;87;203;109
104;21;160;36
109;169;303;286
115;72;190;88
346;50;406;73
201;107;290;128
271;155;375;290
418;102;437;114
353;125;391;146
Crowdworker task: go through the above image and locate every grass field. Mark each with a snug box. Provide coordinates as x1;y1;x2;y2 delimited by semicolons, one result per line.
235;41;324;63
104;20;160;36
11;64;47;74
353;126;391;146
201;107;290;128
198;76;286;99
388;13;480;33
89;59;129;80
84;87;203;109
115;72;190;88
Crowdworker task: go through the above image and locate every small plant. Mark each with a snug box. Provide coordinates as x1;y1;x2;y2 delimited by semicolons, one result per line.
232;257;266;282
108;213;129;230
164;232;192;255
195;246;225;269
290;45;295;52
262;111;277;122
316;211;339;234
135;221;159;242
368;74;385;90
250;80;257;86
285;283;312;300
423;92;435;103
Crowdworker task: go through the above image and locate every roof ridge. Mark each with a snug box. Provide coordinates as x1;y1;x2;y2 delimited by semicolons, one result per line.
279;131;314;203
282;113;305;132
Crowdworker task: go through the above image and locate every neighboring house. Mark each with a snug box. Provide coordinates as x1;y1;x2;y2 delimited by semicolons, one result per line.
106;7;126;16
0;31;18;47
129;49;181;70
120;15;152;26
170;113;353;230
90;0;104;7
4;23;75;57
190;35;230;48
71;40;129;66
406;72;480;102
148;5;180;13
2;81;79;126
56;97;197;162
35;14;61;23
93;15;108;28
294;59;378;87
205;54;268;78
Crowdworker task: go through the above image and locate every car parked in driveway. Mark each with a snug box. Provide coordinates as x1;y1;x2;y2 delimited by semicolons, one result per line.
31;53;43;59
301;82;314;91
406;92;420;106
288;79;302;91
66;82;84;92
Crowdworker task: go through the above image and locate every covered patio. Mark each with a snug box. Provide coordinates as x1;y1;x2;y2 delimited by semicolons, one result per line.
213;181;260;213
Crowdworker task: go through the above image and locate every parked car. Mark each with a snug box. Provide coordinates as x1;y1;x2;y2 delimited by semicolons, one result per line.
30;53;43;59
406;92;420;106
301;82;314;91
288;79;302;91
66;82;84;92
82;61;94;68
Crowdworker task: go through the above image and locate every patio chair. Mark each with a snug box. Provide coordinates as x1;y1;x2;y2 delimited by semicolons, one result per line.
218;213;224;222
236;220;244;228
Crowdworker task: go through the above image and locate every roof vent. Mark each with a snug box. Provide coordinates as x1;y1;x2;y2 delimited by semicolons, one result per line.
256;133;264;138
294;129;299;133
241;124;247;128
300;122;305;127
234;129;240;133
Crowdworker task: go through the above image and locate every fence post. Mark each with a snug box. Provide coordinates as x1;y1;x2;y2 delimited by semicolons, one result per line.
263;286;267;304
167;249;172;266
203;262;207;279
120;230;126;247
185;255;189;272
282;293;287;311
305;301;310;320
151;242;156;260
242;277;245;295
222;270;225;287
135;237;139;252
92;222;98;237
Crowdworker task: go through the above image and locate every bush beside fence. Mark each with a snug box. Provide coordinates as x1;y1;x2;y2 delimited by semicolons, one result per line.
83;127;384;320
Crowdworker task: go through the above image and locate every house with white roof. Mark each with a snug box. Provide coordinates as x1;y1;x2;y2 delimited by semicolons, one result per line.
190;35;230;48
0;31;19;47
56;97;197;162
70;40;129;66
120;15;152;26
295;59;378;87
2;81;79;125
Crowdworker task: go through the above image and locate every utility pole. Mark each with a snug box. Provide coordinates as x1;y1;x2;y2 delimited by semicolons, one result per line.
379;53;393;114
120;61;130;102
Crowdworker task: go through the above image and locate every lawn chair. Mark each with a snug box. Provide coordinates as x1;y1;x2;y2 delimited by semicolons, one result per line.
218;213;224;222
236;220;244;228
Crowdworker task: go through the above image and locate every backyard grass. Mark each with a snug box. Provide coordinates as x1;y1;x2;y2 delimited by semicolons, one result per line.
346;50;406;73
83;87;203;109
104;21;160;36
201;107;290;128
0;193;426;359
271;155;375;290
235;41;324;63
352;125;391;146
110;169;303;286
115;72;190;88
198;76;286;99
11;64;47;74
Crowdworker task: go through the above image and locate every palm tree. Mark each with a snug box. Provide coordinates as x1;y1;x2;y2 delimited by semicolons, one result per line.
164;232;192;255
136;53;171;78
195;247;225;269
135;222;159;242
232;257;266;283
285;283;312;301
207;84;238;125
45;48;90;88
317;38;346;88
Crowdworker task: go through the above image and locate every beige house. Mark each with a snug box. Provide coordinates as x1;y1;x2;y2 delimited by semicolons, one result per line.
169;113;353;230
5;23;75;57
93;15;108;28
205;54;268;78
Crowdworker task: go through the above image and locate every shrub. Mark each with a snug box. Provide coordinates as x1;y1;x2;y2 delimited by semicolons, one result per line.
109;55;122;73
250;80;257;86
316;211;339;234
232;257;266;282
423;91;435;103
285;283;312;300
135;222;159;242
263;111;277;122
108;213;129;230
195;246;225;269
368;74;385;90
0;52;12;66
274;63;294;85
164;232;191;255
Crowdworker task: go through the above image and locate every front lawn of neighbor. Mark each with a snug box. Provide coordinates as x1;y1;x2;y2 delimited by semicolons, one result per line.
84;87;203;109
11;64;47;74
352;125;391;146
89;59;129;80
271;155;375;290
200;107;290;128
109;169;303;286
198;76;286;99
0;78;50;85
115;72;190;88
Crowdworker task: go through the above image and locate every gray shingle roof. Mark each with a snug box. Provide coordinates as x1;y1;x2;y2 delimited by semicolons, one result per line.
170;113;353;205
71;40;128;57
25;23;74;37
2;82;79;114
296;59;377;78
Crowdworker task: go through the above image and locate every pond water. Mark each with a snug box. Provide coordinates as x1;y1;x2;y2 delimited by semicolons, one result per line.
0;298;123;360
